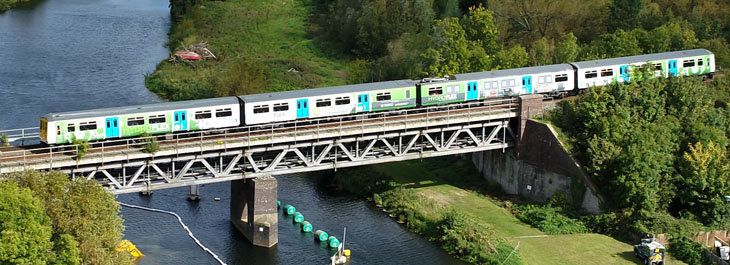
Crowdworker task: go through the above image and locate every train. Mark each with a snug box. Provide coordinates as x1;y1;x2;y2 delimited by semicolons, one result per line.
39;49;715;144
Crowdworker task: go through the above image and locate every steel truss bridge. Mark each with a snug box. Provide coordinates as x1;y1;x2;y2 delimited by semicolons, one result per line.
0;98;521;194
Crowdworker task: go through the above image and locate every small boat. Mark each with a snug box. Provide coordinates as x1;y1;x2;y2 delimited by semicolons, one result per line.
329;228;350;265
174;51;202;60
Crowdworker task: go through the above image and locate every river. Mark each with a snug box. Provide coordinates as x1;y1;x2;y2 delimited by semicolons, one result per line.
0;0;466;264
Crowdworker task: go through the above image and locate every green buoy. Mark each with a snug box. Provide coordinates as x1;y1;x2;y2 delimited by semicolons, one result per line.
293;212;304;223
277;200;281;208
301;221;313;232
283;204;296;215
328;236;340;248
314;230;328;241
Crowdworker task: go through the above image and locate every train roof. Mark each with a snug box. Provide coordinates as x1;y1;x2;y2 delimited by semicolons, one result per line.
238;80;415;103
570;49;713;69
42;97;240;122
424;64;574;84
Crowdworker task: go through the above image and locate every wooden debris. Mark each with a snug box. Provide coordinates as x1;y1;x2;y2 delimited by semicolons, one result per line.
169;41;216;62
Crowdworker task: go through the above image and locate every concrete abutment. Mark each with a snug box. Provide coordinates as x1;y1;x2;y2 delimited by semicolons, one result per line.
230;175;278;247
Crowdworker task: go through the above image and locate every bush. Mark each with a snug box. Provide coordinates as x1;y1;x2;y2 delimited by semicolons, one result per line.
140;133;160;154
1;133;8;146
513;204;588;235
669;236;712;265
71;136;89;159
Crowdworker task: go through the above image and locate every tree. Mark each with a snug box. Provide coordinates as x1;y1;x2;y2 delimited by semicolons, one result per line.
422;18;474;76
0;181;54;265
9;171;133;265
676;142;730;225
607;0;642;32
492;45;529;70
553;33;579;63
530;37;553;66
461;5;499;54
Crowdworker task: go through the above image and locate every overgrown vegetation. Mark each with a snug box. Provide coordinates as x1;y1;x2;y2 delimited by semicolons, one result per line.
146;0;358;101
0;0;32;12
669;236;713;265
511;194;589;235
1;133;8;146
544;75;730;236
71;136;89;159
140;133;160;154
1;170;133;265
314;0;730;81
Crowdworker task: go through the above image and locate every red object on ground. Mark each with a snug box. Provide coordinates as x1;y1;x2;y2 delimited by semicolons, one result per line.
175;51;201;60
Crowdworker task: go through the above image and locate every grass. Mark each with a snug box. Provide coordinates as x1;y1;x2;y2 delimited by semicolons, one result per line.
366;157;687;265
146;0;361;101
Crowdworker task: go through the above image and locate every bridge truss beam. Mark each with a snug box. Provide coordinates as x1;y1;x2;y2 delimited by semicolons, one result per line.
71;120;514;194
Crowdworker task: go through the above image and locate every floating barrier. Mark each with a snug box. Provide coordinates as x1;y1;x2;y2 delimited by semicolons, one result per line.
277;200;280;208
314;230;329;241
328;236;340;248
301;221;313;232
283;204;296;215
293;212;304;223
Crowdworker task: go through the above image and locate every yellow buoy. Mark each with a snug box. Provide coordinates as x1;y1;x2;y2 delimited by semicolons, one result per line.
344;249;351;256
115;240;144;258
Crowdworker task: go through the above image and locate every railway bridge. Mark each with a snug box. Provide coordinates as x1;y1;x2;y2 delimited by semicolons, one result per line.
0;95;543;247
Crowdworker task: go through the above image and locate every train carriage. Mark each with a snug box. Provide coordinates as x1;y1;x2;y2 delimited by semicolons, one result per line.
571;49;715;90
239;80;415;125
40;97;240;144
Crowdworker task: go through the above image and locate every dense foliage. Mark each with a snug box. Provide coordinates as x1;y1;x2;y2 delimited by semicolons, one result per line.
545;75;730;234
1;171;133;265
313;0;730;81
0;0;32;12
669;236;713;265
513;205;588;235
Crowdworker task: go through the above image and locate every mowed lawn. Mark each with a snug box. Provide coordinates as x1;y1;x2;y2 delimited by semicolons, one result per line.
371;157;687;265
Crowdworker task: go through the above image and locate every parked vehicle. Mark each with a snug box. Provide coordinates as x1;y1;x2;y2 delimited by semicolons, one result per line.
634;237;666;265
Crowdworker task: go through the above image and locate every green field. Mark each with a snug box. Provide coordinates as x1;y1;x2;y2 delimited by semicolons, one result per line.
146;0;360;101
369;157;687;265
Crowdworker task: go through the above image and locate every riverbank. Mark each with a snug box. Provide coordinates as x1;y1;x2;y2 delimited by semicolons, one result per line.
0;0;32;12
145;0;362;101
329;156;687;265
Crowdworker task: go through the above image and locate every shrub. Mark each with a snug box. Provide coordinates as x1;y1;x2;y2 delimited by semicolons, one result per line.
71;136;89;159
140;133;160;154
669;236;712;265
1;133;8;146
514;204;588;234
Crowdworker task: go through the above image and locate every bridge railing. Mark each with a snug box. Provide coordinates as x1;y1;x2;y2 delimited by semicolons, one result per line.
0;98;518;170
0;127;41;143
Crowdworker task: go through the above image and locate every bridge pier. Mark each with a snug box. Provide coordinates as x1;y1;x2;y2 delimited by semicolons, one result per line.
230;176;278;247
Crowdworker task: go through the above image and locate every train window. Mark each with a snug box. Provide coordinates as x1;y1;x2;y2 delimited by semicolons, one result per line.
555;74;568;82
216;108;233;117
545;75;553;83
335;97;350;105
194;110;212;119
683;60;695;67
253;105;269;114
585;70;598;79
57;125;61;135
653;63;662;70
67;124;75;132
127;117;145;126
376;92;391;101
600;69;613;77
698;59;704;65
316;99;332;107
427;87;440;95
149;115;166;124
491;81;498;88
508;80;515;87
484;82;491;89
79;121;97;131
273;103;289;111
405;90;411;98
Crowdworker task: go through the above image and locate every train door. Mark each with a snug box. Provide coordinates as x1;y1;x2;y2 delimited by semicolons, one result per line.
668;60;678;76
105;117;119;138
357;93;370;112
296;99;309;118
466;81;478;100
620;65;630;82
522;76;533;94
173;111;188;131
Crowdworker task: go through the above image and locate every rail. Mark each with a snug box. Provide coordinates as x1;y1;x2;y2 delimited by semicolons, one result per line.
0;98;518;171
